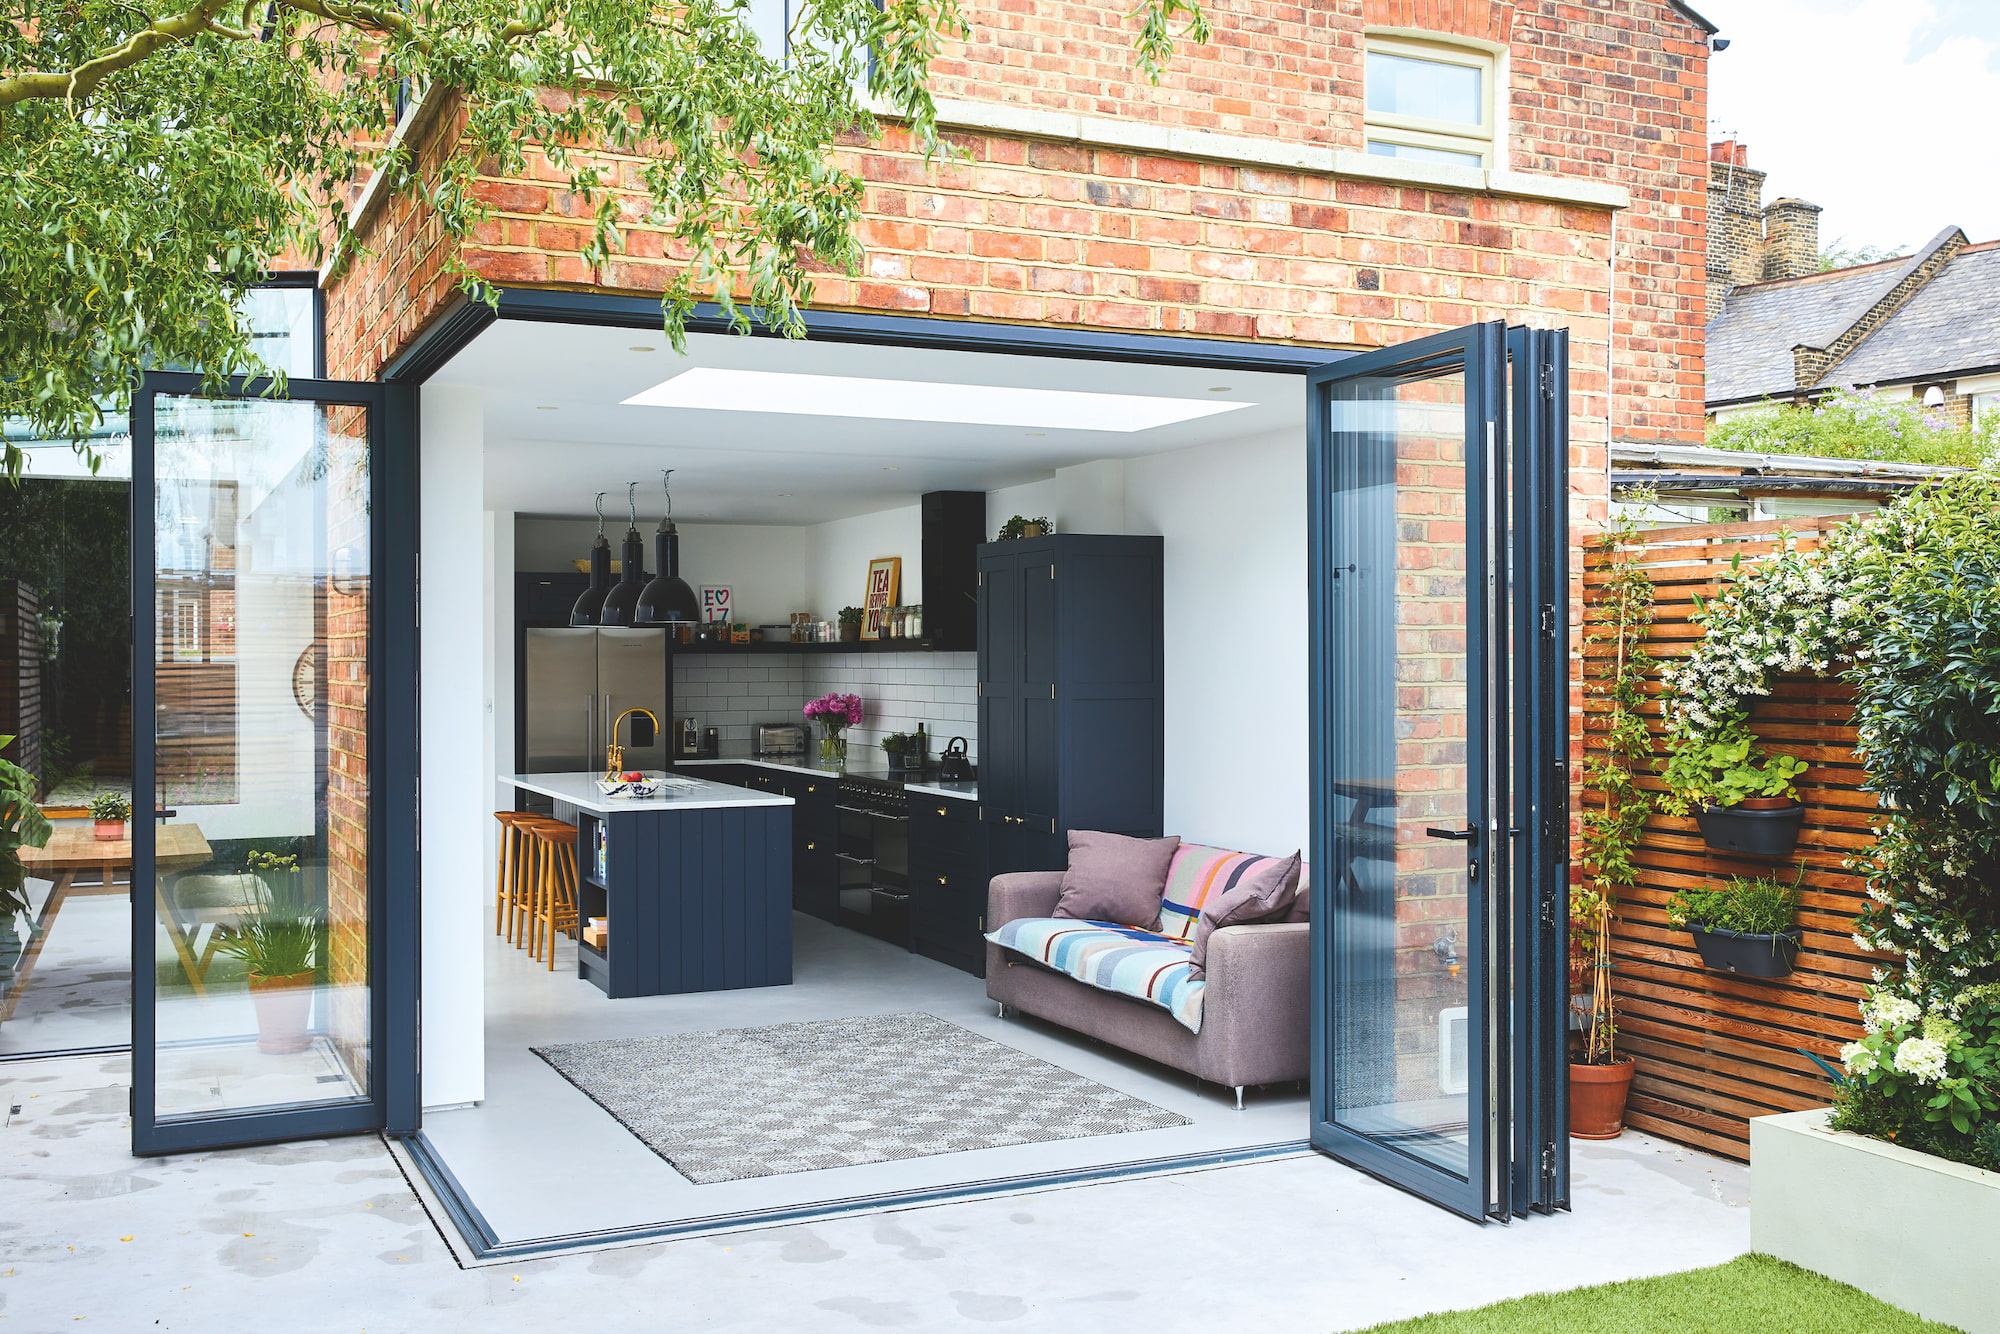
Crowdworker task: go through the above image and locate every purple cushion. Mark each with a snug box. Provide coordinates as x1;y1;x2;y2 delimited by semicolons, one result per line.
1052;831;1182;931
1188;851;1303;979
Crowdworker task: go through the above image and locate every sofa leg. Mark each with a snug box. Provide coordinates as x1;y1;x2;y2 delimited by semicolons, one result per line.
1234;1086;1245;1112
996;1002;1006;1019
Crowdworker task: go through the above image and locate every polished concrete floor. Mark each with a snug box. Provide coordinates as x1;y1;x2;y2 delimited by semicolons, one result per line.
425;913;1309;1244
1;1047;1754;1333
0;880;128;1057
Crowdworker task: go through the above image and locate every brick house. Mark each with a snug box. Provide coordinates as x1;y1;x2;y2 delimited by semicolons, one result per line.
109;0;1727;1241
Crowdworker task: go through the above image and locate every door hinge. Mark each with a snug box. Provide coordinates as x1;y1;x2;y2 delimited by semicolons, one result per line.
1049;683;1056;699
1540;365;1556;399
1541;1142;1557;1177
978;571;986;586
977;682;985;696
1539;604;1556;637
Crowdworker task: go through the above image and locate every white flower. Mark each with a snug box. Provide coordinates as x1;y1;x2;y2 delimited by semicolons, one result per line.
1862;993;1921;1032
1891;1036;1949;1083
1840;1041;1879;1074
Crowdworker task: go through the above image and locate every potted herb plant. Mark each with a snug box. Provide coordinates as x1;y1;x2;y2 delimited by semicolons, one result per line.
0;737;52;980
837;606;864;642
214;852;325;1054
1661;729;1808;857
1667;866;1806;978
996;514;1053;541
881;732;925;772
1569;883;1636;1138
88;791;132;842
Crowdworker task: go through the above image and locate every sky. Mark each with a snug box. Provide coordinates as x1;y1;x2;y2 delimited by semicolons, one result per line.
1697;0;2000;254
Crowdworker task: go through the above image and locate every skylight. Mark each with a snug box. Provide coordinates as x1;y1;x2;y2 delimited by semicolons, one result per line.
620;368;1253;432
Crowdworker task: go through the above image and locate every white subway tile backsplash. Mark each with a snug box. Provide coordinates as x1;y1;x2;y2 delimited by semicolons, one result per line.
672;648;979;762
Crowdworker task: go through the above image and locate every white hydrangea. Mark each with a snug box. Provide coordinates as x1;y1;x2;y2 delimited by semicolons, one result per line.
1890;1036;1949;1083
1862;993;1921;1033
1840;1041;1878;1074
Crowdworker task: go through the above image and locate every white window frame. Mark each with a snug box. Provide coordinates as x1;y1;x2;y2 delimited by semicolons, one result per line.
1362;31;1504;171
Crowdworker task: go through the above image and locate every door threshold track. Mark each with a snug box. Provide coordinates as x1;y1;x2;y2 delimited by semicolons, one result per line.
0;1043;130;1066
386;1131;1313;1267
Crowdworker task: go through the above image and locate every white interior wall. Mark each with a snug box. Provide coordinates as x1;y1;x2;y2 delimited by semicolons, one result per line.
420;385;488;1110
806;503;922;615
1124;428;1309;857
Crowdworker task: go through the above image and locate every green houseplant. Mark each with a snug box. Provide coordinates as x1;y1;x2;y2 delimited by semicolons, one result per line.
213;851;325;1054
0;737;53;978
87;790;131;842
996;514;1053;541
881;731;925;772
837;606;864;642
1667;866;1806;978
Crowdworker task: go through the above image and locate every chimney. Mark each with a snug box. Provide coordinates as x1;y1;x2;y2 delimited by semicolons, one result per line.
1763;198;1824;281
1707;139;1769;314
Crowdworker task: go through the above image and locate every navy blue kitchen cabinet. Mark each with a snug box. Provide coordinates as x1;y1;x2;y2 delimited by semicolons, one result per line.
977;534;1164;878
909;796;988;975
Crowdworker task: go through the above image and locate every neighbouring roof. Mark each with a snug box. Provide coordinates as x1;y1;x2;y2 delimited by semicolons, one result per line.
1705;261;1904;403
1816;241;2000;388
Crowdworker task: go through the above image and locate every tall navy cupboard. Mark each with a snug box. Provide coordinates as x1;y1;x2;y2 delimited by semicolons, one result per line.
977;534;1165;877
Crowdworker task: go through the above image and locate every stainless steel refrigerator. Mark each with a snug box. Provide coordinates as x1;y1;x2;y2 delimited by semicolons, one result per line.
523;628;668;773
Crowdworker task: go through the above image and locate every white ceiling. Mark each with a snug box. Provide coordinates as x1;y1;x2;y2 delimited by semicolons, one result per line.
431;321;1308;523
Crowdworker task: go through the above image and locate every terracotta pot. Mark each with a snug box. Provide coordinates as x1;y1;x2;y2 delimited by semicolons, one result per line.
1569;1057;1636;1140
1737;796;1795;810
93;820;125;841
247;972;316;1054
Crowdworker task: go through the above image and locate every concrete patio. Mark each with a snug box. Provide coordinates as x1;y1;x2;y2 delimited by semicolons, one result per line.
2;1049;1751;1332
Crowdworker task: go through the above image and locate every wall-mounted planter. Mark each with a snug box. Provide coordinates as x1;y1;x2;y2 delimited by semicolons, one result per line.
1753;1108;2000;1334
1695;801;1804;857
1685;923;1804;978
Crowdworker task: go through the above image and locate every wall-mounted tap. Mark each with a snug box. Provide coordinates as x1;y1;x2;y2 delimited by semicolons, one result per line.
1433;927;1462;979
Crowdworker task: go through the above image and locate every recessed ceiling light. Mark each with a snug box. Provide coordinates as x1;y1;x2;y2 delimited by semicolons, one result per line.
629;346;656;352
1026;432;1046;438
778;492;792;497
620;368;1254;432
881;466;900;472
1207;386;1232;392
534;405;558;410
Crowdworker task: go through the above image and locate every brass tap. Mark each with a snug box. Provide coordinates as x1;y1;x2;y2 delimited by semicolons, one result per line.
605;707;662;781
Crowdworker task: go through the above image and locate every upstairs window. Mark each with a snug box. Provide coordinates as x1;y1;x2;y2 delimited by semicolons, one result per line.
1364;36;1496;169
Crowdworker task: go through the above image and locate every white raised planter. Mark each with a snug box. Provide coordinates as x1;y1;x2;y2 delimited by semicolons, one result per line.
1752;1107;2000;1334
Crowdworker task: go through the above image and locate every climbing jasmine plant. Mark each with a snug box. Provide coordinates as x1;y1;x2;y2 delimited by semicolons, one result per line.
1572;502;1656;1066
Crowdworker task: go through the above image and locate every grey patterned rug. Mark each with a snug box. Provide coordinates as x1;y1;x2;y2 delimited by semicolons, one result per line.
531;1012;1189;1184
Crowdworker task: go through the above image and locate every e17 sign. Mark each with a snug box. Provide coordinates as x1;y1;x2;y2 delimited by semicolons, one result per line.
700;586;732;622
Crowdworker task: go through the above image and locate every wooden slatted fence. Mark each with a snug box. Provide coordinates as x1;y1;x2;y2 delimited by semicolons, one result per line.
1582;514;1882;1161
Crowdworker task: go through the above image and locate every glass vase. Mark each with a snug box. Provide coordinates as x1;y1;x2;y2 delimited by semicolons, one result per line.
819;728;847;772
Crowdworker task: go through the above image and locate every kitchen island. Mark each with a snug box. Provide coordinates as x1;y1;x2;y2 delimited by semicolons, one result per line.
505;772;795;998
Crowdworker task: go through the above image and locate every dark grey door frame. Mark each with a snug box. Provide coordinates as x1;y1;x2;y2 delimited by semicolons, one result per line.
129;371;418;1155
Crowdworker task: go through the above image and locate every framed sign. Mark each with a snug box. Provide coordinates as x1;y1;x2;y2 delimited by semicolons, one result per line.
700;585;733;623
860;557;901;641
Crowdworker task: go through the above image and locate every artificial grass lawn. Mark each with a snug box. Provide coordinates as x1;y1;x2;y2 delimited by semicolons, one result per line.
1354;1254;1964;1333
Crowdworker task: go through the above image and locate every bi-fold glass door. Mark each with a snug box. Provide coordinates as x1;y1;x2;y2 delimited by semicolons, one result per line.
130;372;416;1155
1307;321;1569;1222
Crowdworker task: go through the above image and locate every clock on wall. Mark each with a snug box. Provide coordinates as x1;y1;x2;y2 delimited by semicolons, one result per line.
293;642;327;719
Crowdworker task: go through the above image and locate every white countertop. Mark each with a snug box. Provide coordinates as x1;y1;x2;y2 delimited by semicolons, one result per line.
681;751;979;802
504;772;794;814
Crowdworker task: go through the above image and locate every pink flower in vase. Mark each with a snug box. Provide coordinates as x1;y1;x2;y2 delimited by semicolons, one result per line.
803;692;864;734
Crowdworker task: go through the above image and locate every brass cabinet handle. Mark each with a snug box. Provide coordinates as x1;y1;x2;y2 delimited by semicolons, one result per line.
805;841;816;851
937;875;948;886
807;785;816;793
937;806;948;816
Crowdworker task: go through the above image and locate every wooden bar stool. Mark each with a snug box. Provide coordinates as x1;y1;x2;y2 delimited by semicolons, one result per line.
492;812;540;945
523;820;580;970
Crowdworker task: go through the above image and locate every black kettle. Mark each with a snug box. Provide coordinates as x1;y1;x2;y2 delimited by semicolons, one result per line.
938;737;973;782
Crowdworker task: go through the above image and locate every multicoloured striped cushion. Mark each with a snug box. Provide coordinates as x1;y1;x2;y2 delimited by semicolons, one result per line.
985;918;1207;1033
1157;845;1313;941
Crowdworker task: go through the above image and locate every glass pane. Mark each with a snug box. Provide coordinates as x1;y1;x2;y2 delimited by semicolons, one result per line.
1327;369;1472;1179
1366;50;1483;126
151;395;371;1121
1366;140;1485;168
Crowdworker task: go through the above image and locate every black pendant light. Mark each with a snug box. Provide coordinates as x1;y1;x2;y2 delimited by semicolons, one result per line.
637;468;701;625
597;482;648;626
568;492;614;626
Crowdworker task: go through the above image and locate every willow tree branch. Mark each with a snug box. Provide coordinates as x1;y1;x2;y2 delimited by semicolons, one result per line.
0;0;237;106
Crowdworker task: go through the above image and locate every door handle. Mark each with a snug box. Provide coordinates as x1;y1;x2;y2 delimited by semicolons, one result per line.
1425;826;1477;842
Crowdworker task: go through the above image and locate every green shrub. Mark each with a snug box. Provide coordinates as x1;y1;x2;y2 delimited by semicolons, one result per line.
1666;868;1802;936
1709;386;1999;468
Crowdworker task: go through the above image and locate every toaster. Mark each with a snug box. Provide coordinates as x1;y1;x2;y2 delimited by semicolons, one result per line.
754;723;807;757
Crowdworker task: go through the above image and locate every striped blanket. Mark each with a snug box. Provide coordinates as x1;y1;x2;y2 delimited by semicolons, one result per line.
985;917;1207;1033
